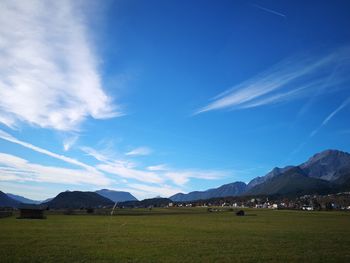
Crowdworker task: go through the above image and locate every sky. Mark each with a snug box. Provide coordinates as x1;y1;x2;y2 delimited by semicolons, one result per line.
1;0;350;200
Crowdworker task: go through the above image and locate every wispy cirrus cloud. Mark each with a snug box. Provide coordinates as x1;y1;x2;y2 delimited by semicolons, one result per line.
147;164;168;171
0;130;232;198
0;0;121;131
310;97;350;137
123;184;182;199
195;48;350;115
97;162;164;184
81;146;116;163
81;146;164;184
0;152;111;186
126;147;152;156
251;3;286;18
164;169;229;186
0;129;96;172
63;134;79;151
82;146;229;187
285;97;350;161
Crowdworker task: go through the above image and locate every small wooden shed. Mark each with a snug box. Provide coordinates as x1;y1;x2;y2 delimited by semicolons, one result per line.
18;205;46;219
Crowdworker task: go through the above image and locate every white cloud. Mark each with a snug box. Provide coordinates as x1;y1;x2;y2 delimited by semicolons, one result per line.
0;129;97;172
147;164;168;171
164;169;229;186
195;48;350;114
0;0;121;131
81;146;228;187
0;152;111;186
0;130;232;197
81;146;164;184
97;162;164;184
124;183;182;199
126;147;152;156
81;146;115;163
63;134;79;151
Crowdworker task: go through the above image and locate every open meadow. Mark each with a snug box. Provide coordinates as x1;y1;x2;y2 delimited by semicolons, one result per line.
1;208;350;262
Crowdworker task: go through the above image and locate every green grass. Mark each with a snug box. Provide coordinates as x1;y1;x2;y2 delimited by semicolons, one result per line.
1;208;350;262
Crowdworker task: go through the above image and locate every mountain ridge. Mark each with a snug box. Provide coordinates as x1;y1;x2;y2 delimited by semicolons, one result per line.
0;191;20;207
95;189;137;202
46;191;114;209
2;149;350;206
170;182;247;202
171;149;350;201
6;193;41;204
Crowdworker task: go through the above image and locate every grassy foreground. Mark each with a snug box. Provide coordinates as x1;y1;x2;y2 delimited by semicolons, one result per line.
1;208;350;262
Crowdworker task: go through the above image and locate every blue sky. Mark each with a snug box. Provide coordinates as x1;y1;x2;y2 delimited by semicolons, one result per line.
1;0;350;200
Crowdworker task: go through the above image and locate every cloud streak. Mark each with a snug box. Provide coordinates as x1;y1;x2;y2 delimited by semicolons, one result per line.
0;129;96;172
0;152;111;186
0;0;121;131
251;3;286;18
310;97;350;137
63;134;79;151
126;147;152;156
0;130;232;198
286;97;350;161
82;146;229;187
195;48;350;115
164;169;229;186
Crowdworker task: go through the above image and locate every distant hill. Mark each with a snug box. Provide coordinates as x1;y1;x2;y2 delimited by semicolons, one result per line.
245;167;333;197
6;193;41;204
95;189;137;202
0;191;20;207
46;191;114;209
119;198;172;208
41;197;53;203
170;182;247;202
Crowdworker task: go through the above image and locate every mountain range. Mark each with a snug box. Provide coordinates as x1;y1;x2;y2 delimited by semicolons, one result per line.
1;149;350;207
0;189;137;208
170;149;350;201
170;182;247;202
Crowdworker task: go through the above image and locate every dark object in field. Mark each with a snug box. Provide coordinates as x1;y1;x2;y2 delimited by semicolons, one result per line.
86;208;94;214
18;207;46;219
236;210;245;216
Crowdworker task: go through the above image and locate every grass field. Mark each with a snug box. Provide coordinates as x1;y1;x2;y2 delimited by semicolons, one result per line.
1;208;350;262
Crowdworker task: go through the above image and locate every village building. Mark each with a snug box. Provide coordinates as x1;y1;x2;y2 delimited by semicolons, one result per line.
302;205;314;211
